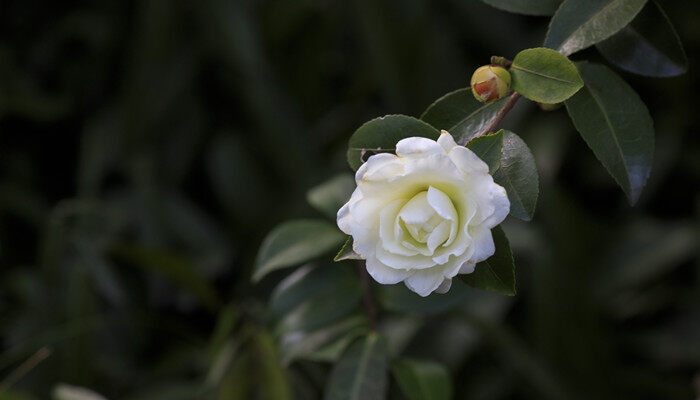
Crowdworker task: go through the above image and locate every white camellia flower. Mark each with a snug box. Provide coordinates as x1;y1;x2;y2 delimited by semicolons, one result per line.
337;130;510;297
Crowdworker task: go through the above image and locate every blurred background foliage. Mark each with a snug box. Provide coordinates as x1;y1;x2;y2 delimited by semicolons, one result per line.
0;0;698;399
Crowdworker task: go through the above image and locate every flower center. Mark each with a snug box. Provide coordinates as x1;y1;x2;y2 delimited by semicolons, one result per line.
396;189;457;254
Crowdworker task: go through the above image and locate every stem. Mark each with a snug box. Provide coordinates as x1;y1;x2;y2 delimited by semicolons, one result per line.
0;347;52;393
490;56;513;68
356;261;377;330
476;92;521;139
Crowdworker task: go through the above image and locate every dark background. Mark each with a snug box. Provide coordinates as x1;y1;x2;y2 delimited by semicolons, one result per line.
0;0;698;399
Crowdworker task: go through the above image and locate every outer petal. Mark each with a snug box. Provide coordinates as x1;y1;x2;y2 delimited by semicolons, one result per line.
366;256;411;284
468;227;495;263
435;278;452;294
404;268;445;297
437;130;458;151
447;146;489;175
396;137;444;158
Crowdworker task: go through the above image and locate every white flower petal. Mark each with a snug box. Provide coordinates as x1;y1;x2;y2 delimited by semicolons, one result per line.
396;137;443;157
426;186;457;221
379;199;416;256
404;268;446;297
376;242;435;270
448;146;489;175
427;220;451;253
398;191;433;225
366;256;411;284
435;278;452;294
459;261;476;274
437;130;458;151
468;226;495;263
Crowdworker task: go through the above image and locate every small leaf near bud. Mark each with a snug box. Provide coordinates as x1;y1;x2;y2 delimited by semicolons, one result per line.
470;65;511;103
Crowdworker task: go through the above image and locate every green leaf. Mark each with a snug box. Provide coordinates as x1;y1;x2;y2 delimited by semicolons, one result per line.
460;226;515;295
596;0;687;77
279;315;368;364
253;220;346;282
493;131;539;221
307;174;356;219
324;333;388;400
271;264;361;333
111;244;221;311
334;237;362;261
466;130;504;173
510;48;583;104
347;115;440;171
479;0;562;16
544;0;648;56
391;359;452;400
420;88;509;145
53;384;108;400
564;62;654;204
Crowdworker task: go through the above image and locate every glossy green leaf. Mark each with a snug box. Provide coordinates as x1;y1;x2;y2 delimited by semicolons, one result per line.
544;0;647;56
479;0;562;16
460;226;515;295
271;264;361;333
564;62;654;204
493;132;539;221
420;88;509;145
334;237;362;261
324;333;388;400
466;130;504;173
253;220;346;282
391;359;452;400
307;174;356;219
347;115;440;171
596;0;687;77
510;48;583;104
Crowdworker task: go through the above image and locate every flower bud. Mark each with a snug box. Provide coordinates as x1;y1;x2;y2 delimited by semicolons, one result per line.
470;65;511;103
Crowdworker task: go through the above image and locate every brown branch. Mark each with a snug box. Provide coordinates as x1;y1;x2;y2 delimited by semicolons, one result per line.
356;261;377;330
475;92;521;139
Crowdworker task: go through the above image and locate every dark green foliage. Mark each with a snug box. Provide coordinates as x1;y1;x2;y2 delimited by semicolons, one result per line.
0;1;697;400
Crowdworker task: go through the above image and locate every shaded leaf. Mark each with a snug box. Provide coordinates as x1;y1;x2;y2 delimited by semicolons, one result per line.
324;334;388;400
271;264;361;334
544;0;647;56
391;359;452;400
334;237;362;261
479;0;562;16
493;132;539;221
253;220;346;282
347;115;440;171
460;226;515;295
510;48;583;104
564;62;653;204
111;244;221;311
307;175;356;219
377;279;471;316
596;0;687;77
420;88;509;145
53;384;108;400
466;130;504;173
279;315;368;364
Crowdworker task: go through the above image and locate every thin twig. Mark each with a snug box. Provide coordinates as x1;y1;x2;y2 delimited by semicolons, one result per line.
490;56;513;68
475;92;521;139
356;261;377;330
0;347;52;393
